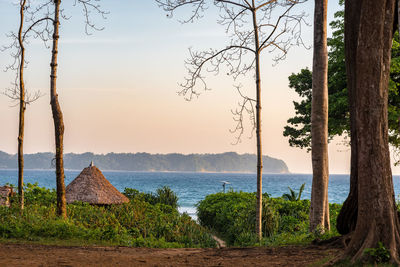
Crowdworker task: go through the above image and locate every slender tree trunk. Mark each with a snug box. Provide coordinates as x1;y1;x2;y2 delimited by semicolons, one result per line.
310;0;330;232
51;0;66;218
17;0;27;210
336;0;362;235
344;0;400;263
251;3;263;241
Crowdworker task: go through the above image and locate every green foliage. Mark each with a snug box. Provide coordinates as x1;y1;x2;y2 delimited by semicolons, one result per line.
0;184;216;248
24;183;56;206
197;190;341;247
364;242;391;264
283;1;400;153
156;186;179;209
196;191;261;245
283;68;313;150
282;183;305;201
123;188;158;204
123;186;178;209
196;190;339;246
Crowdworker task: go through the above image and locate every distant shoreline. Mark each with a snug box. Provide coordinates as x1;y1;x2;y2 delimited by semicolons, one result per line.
0;168;291;175
0;151;290;174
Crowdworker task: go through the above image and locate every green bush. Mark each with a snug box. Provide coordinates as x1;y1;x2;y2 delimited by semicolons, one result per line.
197;192;280;245
24;183;56;206
0;184;216;248
123;186;178;209
156;186;179;209
364;242;391;263
197;191;341;246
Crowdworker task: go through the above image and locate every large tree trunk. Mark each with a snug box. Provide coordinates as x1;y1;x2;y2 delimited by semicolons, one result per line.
309;0;330;232
51;0;66;218
17;0;27;210
335;0;362;235
344;0;400;263
335;157;357;235
251;7;263;241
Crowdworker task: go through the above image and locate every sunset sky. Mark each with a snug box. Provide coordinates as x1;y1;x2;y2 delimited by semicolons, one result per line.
0;0;398;174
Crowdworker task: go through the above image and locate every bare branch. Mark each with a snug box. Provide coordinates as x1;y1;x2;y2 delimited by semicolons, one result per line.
74;0;109;35
156;0;206;23
158;0;308;143
179;44;255;100
230;84;256;144
22;17;54;41
215;0;249;9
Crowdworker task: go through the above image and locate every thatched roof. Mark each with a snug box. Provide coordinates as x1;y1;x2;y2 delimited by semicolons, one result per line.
0;186;14;207
66;165;129;205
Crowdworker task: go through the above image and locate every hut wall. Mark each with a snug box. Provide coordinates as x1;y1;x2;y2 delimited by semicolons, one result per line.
0;186;14;207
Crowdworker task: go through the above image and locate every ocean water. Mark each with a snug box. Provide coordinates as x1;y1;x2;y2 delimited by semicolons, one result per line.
1;170;400;218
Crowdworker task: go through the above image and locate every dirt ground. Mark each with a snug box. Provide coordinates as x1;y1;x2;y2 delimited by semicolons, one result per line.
0;243;341;267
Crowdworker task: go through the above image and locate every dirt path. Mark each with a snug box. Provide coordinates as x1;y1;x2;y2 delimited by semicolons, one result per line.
0;243;340;266
211;235;226;248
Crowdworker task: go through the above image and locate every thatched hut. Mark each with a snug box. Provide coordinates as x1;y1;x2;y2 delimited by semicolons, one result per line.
0;186;14;207
66;163;129;205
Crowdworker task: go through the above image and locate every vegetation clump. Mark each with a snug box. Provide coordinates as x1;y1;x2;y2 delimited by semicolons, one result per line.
0;183;216;248
197;190;341;246
364;242;391;264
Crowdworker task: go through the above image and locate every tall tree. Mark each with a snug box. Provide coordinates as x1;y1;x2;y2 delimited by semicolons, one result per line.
283;1;349;151
283;1;400;234
49;0;107;217
50;0;66;218
156;0;306;240
17;0;28;210
3;0;43;210
344;0;400;263
310;0;329;232
4;0;106;216
284;2;400;154
16;0;27;210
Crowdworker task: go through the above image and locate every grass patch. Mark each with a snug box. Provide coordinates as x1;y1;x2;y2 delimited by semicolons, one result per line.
0;183;216;248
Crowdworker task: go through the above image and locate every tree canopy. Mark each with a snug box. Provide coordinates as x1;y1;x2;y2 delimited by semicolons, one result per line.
283;3;400;155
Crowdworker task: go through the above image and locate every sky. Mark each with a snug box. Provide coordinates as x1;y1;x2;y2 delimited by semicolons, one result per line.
0;0;399;174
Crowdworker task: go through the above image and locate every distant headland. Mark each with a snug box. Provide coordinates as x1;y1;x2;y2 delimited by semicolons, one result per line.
0;151;289;174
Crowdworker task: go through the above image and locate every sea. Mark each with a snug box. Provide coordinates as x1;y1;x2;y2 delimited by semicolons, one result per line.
1;170;400;219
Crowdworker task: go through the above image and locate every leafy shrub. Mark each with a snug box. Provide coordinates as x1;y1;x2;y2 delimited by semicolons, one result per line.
24;183;56;206
364;242;391;263
0;184;215;248
282;183;305;201
197;192;279;245
123;186;178;209
156;186;178;209
123;188;158;205
197;190;341;246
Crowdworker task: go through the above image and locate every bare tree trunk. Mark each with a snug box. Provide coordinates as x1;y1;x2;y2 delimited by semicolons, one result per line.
17;0;27;210
310;0;330;232
51;0;66;218
344;0;400;263
251;4;263;241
